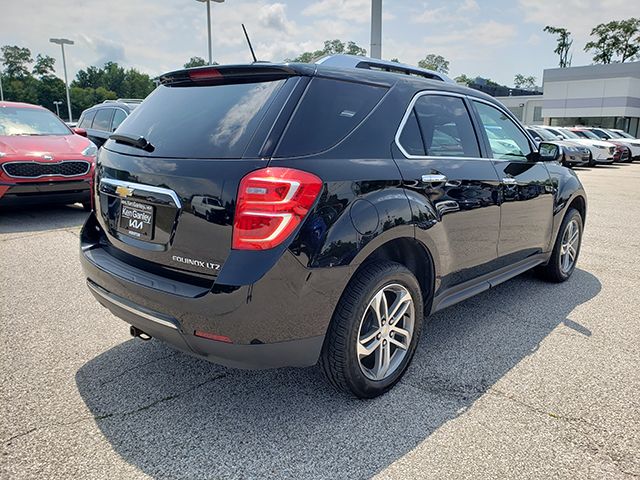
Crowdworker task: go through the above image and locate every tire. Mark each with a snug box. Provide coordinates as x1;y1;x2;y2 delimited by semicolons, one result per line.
588;153;596;167
537;208;583;283
319;261;424;398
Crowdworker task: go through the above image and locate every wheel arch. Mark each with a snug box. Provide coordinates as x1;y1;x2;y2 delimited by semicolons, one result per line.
351;236;436;314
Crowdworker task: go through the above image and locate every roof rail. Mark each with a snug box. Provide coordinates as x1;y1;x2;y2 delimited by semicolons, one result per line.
314;54;455;84
102;98;144;104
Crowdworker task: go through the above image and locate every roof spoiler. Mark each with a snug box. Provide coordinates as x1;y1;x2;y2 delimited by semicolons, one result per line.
158;64;313;86
315;54;456;84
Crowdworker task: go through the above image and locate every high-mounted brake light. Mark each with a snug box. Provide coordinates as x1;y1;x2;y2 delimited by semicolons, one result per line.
188;68;223;81
232;167;323;250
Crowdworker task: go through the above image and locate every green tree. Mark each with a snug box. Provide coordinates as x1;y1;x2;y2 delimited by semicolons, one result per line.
32;54;56;78
544;26;573;68
417;54;449;74
513;74;537;89
288;39;367;63
585;18;640;63
122;68;155;98
1;45;33;78
184;56;208;68
454;74;474;86
616;18;640;62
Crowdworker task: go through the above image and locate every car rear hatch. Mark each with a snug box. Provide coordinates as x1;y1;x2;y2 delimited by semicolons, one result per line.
94;65;310;283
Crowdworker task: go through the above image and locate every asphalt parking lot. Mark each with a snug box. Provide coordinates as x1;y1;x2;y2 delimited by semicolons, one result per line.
1;163;639;479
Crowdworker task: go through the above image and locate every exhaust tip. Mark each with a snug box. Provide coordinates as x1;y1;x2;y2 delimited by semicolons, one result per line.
130;325;152;341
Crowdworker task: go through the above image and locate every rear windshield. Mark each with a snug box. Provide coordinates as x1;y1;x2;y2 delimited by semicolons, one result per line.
110;80;286;158
275;78;387;157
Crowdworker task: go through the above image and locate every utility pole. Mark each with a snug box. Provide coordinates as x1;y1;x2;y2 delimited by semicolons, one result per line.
370;0;382;59
196;0;225;65
50;38;74;122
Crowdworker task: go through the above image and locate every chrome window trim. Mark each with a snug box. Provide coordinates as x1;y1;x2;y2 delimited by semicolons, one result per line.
394;90;480;160
99;177;182;209
1;160;90;179
394;90;539;161
87;281;178;330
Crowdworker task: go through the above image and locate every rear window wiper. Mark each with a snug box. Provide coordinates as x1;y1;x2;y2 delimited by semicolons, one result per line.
110;133;155;152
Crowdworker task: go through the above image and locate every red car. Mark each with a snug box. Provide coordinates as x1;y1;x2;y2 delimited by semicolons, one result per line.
0;101;97;210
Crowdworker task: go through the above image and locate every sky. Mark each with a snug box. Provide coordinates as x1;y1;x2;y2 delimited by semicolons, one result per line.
1;0;639;87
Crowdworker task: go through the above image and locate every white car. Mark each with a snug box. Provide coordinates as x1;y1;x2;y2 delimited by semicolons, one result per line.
588;128;640;160
540;126;615;166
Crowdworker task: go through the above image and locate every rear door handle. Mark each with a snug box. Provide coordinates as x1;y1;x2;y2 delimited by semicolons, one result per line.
421;174;448;185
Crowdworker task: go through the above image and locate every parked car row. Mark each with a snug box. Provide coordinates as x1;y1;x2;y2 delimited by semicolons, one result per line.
526;125;640;167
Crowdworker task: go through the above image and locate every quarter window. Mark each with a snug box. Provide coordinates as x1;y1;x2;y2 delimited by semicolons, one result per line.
111;109;127;132
473;101;532;161
78;110;96;129
398;94;480;158
93;108;114;132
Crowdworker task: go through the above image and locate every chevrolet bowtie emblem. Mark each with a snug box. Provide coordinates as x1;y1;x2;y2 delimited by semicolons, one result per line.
115;185;134;198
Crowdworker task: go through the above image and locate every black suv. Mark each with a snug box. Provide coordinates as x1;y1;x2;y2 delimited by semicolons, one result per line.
80;56;586;398
77;99;142;148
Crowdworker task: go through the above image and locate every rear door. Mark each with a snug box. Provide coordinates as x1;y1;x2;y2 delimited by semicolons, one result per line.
392;92;502;288
95;73;302;279
471;100;554;265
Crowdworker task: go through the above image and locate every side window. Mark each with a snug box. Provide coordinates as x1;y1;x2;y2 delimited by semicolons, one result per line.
93;108;114;132
473;101;532;161
399;94;480;158
78;110;96;128
276;78;387;157
111;109;127;132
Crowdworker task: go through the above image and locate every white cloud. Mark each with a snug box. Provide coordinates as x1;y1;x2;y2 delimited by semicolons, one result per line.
302;0;370;24
259;3;294;33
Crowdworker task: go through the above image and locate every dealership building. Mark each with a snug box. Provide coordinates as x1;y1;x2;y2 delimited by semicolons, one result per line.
496;61;640;136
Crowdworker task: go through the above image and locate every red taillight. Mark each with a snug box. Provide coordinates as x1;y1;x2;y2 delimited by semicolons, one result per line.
232;167;322;250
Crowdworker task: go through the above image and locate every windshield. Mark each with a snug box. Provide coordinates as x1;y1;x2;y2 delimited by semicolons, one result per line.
557;128;580;139
614;130;634;139
576;129;600;140
0;107;71;136
532;128;556;141
604;130;623;138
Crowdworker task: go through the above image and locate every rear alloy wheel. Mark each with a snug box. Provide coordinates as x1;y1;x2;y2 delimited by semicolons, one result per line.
538;208;583;282
320;261;424;398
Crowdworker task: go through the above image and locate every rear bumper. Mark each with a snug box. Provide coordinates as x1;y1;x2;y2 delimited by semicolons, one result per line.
0;180;90;206
80;213;350;369
86;280;324;369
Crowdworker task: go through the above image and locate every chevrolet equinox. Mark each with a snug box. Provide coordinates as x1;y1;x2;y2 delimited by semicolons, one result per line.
80;55;586;398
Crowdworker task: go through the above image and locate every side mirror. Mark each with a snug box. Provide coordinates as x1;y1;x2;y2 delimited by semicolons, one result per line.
73;127;88;137
538;142;561;162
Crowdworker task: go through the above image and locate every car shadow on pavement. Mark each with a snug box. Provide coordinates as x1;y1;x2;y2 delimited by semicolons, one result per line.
0;204;88;234
76;268;601;479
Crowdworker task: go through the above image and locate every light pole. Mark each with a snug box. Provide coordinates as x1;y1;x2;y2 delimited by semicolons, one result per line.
53;101;62;117
49;38;74;122
0;69;4;101
370;0;382;59
195;0;225;65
